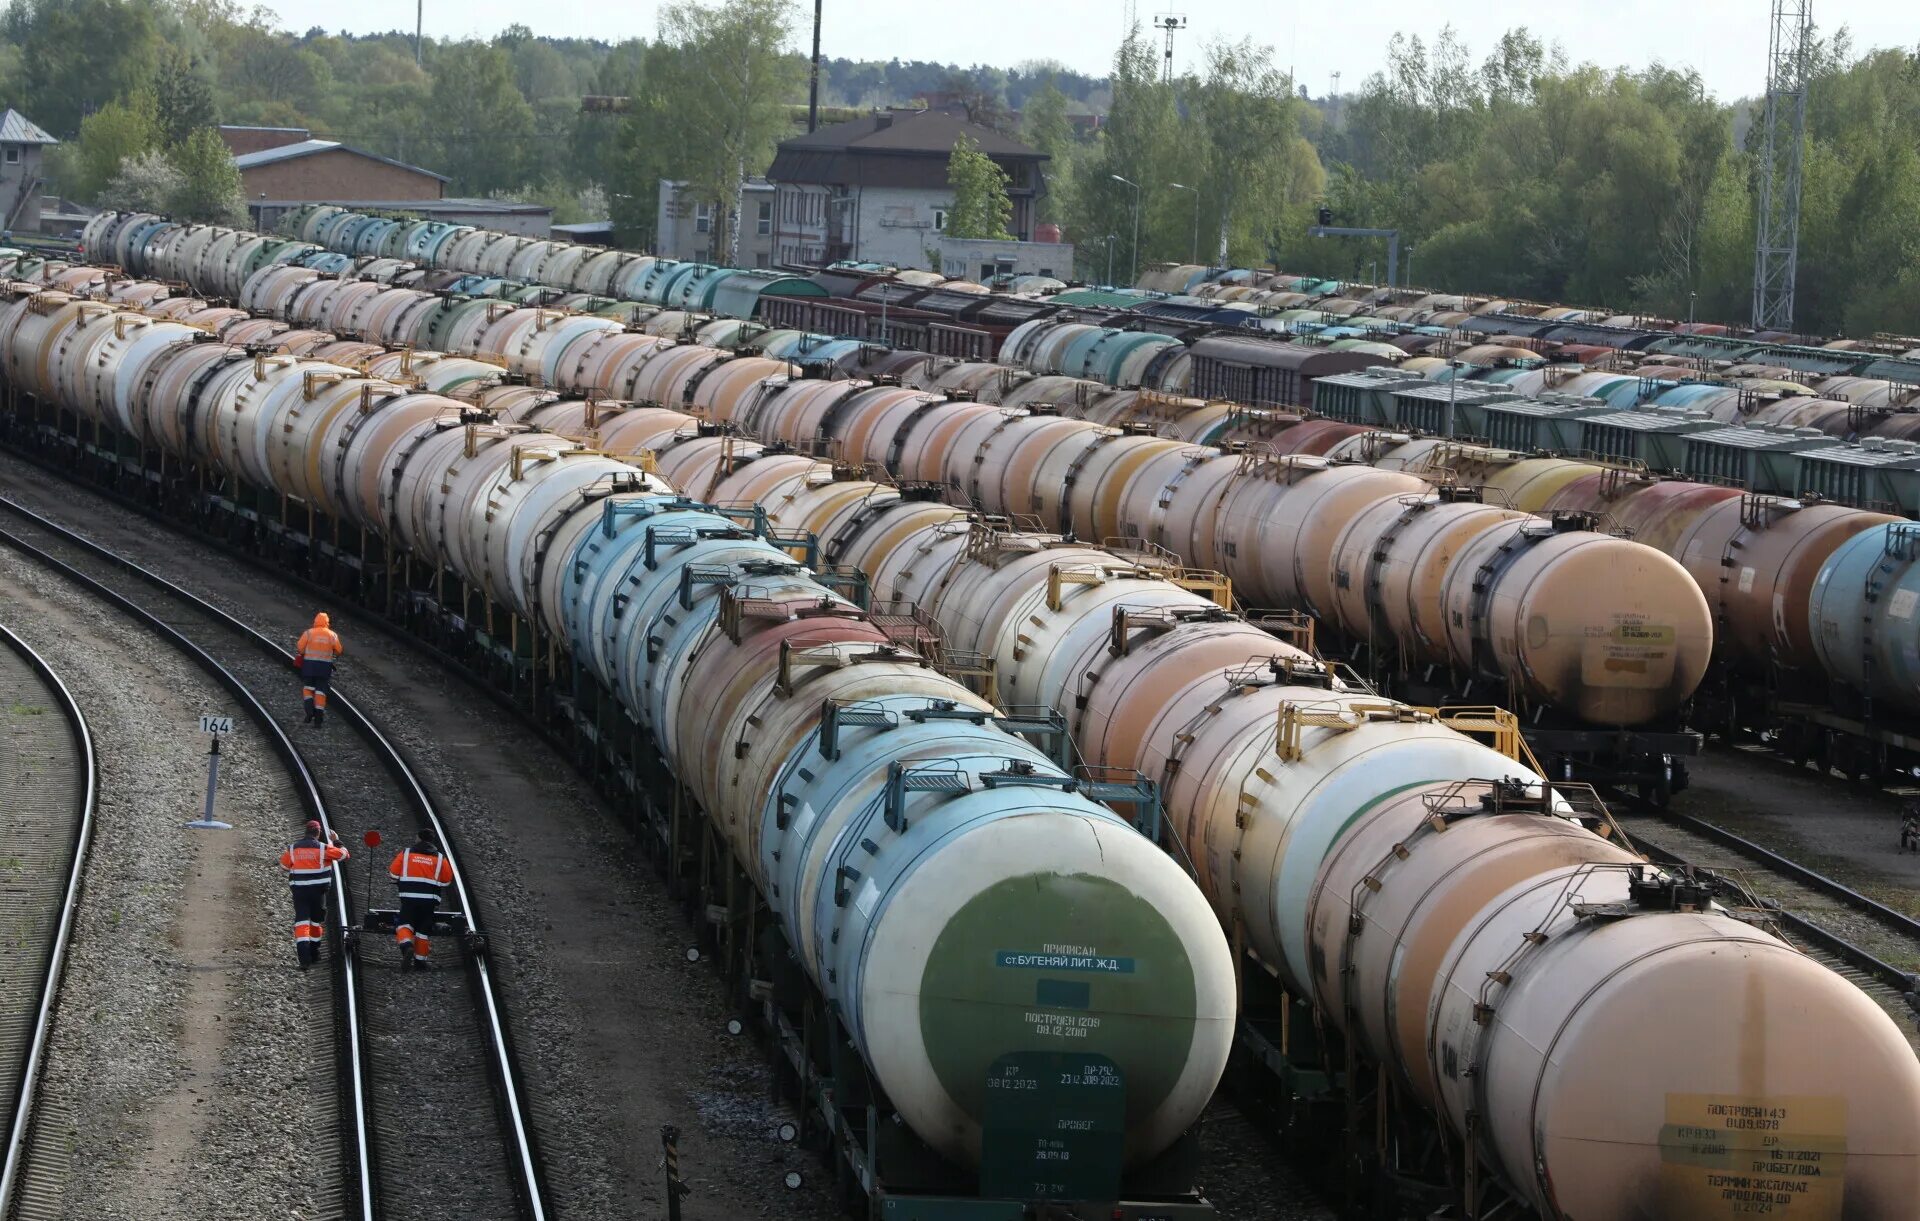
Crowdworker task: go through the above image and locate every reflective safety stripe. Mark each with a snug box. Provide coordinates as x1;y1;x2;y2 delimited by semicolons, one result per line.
283;840;347;882
296;629;343;661
396;890;442;901
393;850;451;878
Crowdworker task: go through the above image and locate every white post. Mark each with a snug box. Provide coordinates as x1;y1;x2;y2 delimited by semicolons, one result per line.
185;718;234;829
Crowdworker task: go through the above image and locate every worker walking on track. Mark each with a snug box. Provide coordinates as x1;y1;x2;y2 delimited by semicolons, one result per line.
280;819;349;969
389;829;455;971
294;612;343;726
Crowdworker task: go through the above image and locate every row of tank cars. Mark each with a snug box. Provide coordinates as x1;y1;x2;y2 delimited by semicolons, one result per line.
6;229;1918;1217
269;204;1920;408
74;210;1720;797
83;204;1920;784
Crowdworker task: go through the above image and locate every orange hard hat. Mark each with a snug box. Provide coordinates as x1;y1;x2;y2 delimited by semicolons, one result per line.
313;612;330;628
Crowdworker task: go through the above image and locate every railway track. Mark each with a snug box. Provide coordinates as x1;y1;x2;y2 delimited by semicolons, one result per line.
0;621;95;1219
0;527;366;1219
0;496;549;1221
1614;805;1920;1027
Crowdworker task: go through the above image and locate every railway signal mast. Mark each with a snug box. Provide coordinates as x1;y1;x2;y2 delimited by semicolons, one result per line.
1153;11;1186;84
1751;0;1812;332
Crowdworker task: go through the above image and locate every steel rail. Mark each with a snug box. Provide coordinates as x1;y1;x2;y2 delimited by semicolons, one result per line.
0;494;549;1220
0;622;97;1215
1665;807;1920;945
1629;828;1919;995
0;518;379;1221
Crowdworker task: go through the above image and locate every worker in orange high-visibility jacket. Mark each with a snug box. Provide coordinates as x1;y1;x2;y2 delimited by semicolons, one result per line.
293;612;344;726
280;819;349;969
389;829;455;971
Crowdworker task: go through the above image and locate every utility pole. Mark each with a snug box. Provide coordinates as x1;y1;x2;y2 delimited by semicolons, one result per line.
414;0;423;64
807;0;824;132
1329;71;1341;127
1103;234;1117;286
1153;12;1187;84
1752;0;1812;332
1168;182;1198;265
1445;360;1463;438
1111;175;1141;285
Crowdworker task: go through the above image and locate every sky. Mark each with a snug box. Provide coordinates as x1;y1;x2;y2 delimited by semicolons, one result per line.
259;0;1915;102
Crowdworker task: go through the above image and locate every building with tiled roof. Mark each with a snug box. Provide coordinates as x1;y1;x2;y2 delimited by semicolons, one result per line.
767;107;1049;269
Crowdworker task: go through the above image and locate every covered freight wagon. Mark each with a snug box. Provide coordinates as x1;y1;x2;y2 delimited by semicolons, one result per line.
1187;335;1388;411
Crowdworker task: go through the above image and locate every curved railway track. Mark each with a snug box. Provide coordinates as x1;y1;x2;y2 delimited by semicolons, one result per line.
0;621;96;1219
0;525;369;1219
0;495;549;1221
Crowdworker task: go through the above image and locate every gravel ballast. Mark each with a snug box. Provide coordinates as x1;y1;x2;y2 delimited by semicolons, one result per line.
0;547;340;1220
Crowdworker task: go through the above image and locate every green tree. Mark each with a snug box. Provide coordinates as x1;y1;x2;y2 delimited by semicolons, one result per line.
1021;76;1075;224
424;42;537;195
153;44;218;146
1068;24;1183;282
220;26;334;120
946;134;1013;240
1;0;162;136
67;90;162;202
167;125;245;223
635;0;803;261
1189;37;1317;265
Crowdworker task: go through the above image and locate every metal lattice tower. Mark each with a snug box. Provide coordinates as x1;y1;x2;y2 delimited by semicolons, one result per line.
1752;0;1812;332
1153;13;1186;84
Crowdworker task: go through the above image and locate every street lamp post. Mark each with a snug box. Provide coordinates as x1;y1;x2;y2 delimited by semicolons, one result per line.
1167;182;1199;265
1111;174;1141;285
1446;358;1465;438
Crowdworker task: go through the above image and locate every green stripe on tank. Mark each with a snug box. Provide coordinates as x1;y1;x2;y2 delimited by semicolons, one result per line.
919;872;1197;1131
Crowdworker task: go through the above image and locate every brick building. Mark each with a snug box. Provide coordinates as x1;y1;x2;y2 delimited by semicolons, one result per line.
233;140;447;204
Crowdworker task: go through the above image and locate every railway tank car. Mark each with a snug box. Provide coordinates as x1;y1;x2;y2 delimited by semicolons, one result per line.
13;265;1920;1215
46;228;1720;781
71;213;1920;763
635;428;1920;1221
685;367;1714;772
0;276;1239;1205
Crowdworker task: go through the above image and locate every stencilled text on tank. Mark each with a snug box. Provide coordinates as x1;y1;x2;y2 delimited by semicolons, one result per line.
997;944;1130;1039
1574;615;1676;681
1021;1012;1103;1038
1658;1093;1846;1217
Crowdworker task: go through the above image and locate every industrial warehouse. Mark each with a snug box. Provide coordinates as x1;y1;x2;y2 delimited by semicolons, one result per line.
2;4;1920;1221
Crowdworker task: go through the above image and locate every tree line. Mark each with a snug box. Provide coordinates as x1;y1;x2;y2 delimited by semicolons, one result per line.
1064;22;1920;339
4;0;1918;337
0;0;1103;240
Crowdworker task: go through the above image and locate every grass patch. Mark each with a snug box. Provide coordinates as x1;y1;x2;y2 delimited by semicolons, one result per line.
9;702;45;716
